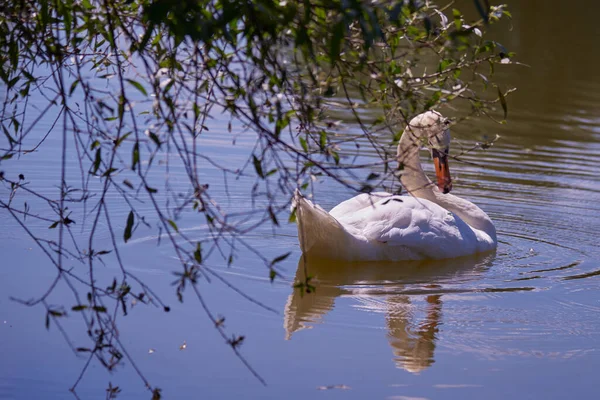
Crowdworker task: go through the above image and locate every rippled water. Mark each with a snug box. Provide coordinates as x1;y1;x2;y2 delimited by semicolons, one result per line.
2;1;600;399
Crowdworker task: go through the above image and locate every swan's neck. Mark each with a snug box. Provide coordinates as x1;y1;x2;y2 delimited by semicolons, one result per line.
399;145;435;201
398;139;496;240
398;134;436;202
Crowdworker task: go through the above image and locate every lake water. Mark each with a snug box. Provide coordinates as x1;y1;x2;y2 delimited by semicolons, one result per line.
1;1;600;399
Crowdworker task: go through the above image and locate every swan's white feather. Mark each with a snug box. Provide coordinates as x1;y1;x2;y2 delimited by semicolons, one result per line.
293;111;497;261
296;192;491;261
332;193;481;259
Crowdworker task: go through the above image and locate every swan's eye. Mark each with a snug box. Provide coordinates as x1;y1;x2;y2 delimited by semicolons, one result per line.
443;118;451;126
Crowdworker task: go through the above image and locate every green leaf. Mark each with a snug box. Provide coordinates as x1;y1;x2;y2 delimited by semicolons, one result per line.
452;8;462;29
330;150;340;165
299;137;308;152
438;59;452;73
252;155;264;178
40;0;48;27
118;95;125;122
497;86;508;120
7;72;19;88
319;130;327;150
266;168;278;177
270;252;291;267
126;79;148;96
92;306;107;313
2;124;16;145
114;132;131;148
138;25;154;52
61;2;72;38
473;0;489;23
72;305;88;311
360;184;374;193
132;141;140;171
49;221;59;229
19;84;30;98
194;242;202;264
275;115;290;138
92;148;101;174
102;168;117;177
269;269;277;282
423;16;432;37
329;18;345;65
69;79;80;96
424;91;442;110
123;179;134;189
389;3;404;23
288;207;297;223
268;206;279;226
124;211;134;243
148;132;161;148
168;219;179;232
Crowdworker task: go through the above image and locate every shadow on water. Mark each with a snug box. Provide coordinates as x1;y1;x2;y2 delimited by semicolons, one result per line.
284;252;502;373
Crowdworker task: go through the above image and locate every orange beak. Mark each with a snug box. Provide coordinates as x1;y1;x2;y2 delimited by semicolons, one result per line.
432;148;452;194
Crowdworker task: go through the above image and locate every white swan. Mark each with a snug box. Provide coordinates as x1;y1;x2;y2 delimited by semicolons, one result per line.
293;111;497;261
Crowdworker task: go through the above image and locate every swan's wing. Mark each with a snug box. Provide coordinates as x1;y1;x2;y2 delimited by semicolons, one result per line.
336;196;478;258
329;192;394;219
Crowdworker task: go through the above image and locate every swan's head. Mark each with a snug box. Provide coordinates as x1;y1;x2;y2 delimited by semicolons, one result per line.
399;111;453;194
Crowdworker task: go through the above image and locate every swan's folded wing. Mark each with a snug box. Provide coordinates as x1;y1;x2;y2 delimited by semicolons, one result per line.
337;196;478;258
329;192;393;219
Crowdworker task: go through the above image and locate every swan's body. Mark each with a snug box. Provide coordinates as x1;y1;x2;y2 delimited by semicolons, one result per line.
294;111;497;261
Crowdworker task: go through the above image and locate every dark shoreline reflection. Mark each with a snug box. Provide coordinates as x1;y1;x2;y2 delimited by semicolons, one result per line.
284;253;496;373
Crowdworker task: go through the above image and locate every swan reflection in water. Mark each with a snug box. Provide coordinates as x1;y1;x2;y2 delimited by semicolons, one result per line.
284;252;495;373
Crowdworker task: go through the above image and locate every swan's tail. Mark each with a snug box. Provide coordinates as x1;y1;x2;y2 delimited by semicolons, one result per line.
292;190;349;258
